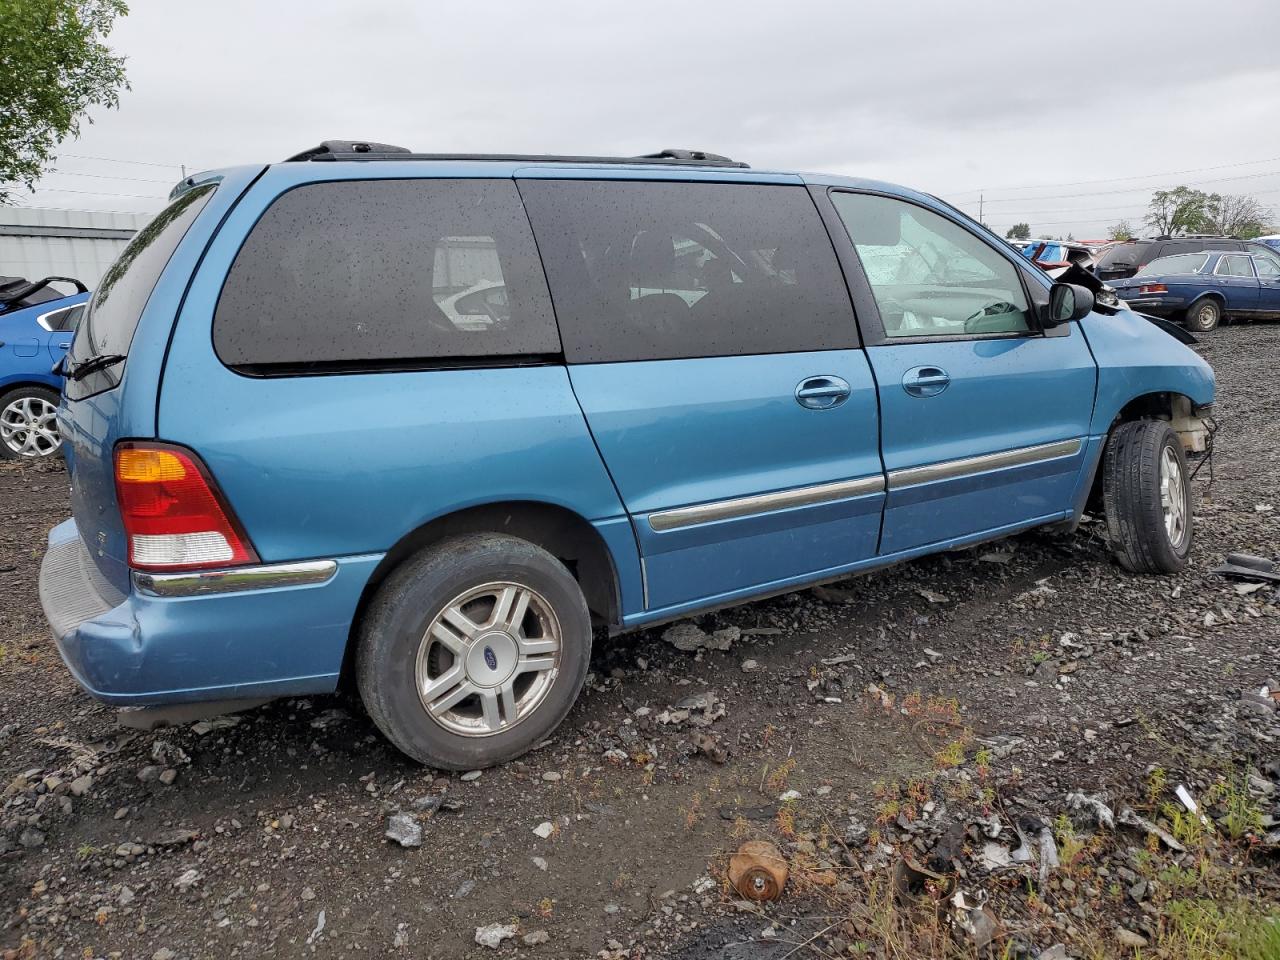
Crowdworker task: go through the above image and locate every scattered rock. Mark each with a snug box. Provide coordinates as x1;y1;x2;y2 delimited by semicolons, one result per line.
474;922;517;949
173;869;201;892
385;813;423;848
1113;927;1148;950
137;765;163;783
533;821;555;839
663;622;738;651
522;930;550;946
69;774;93;796
460;769;482;782
18;828;44;849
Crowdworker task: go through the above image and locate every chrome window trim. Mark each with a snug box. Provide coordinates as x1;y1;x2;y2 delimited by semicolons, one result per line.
36;304;81;332
888;438;1082;490
1214;254;1255;278
647;475;885;533
132;559;338;598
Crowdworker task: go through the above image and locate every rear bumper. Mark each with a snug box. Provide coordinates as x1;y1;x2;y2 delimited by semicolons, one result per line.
39;518;382;705
1116;295;1184;316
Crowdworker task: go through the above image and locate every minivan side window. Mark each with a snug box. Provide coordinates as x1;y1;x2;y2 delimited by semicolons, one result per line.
214;180;559;369
830;192;1032;338
519;180;856;363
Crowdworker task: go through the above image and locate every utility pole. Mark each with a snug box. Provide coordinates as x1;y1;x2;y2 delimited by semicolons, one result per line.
979;192;984;226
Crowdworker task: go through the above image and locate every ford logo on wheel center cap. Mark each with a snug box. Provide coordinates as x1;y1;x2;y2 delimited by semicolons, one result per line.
483;646;498;671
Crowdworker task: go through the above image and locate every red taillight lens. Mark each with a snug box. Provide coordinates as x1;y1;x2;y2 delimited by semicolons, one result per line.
1138;283;1168;294
114;442;258;571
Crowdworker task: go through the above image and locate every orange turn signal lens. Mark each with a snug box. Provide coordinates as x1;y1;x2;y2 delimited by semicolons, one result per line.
115;448;189;484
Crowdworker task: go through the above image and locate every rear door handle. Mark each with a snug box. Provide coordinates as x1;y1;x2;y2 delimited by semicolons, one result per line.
795;375;851;410
903;366;950;398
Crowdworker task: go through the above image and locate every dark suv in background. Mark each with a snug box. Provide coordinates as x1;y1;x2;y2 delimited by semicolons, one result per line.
1096;236;1280;282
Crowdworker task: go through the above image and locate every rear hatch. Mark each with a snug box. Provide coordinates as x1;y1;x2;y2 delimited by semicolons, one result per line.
58;171;260;594
1095;241;1155;281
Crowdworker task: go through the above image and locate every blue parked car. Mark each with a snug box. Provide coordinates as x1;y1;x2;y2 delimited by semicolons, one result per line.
0;278;89;459
40;142;1215;768
1109;249;1280;332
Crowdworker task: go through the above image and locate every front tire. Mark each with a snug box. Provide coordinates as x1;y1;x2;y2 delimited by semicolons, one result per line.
1184;298;1220;332
356;534;592;769
1103;420;1192;574
0;386;62;460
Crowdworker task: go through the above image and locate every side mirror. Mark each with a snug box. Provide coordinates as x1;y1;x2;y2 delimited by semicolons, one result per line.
1046;282;1095;326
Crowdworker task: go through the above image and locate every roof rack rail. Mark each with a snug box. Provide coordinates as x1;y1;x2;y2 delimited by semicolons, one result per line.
284;140;413;162
283;142;748;168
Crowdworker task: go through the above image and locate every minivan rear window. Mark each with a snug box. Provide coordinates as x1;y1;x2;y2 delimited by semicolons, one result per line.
520;180;856;363
67;184;215;396
213;179;559;370
1096;242;1153;268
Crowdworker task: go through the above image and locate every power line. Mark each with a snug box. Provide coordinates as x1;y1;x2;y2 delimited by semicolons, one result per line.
23;187;169;200
969;168;1280;205
44;169;176;185
945;154;1280;197
58;152;188;170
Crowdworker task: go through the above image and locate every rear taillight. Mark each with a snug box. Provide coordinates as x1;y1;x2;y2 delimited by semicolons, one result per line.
1138;283;1168;294
114;442;258;571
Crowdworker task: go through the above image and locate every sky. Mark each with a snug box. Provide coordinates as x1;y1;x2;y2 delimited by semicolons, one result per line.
18;0;1280;239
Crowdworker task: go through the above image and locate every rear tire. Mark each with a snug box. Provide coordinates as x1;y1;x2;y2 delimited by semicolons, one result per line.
1184;298;1220;332
1103;420;1192;574
356;534;592;769
0;386;62;460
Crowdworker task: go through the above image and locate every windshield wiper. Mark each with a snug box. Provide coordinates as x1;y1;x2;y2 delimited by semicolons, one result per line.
67;353;126;381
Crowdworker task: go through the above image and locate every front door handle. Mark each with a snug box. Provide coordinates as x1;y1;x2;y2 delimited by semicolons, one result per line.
795;375;851;410
903;366;950;398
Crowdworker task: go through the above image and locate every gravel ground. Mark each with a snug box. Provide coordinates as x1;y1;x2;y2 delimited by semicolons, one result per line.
2;323;1278;960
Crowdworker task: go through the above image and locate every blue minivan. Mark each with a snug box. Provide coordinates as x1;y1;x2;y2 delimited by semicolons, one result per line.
40;142;1215;768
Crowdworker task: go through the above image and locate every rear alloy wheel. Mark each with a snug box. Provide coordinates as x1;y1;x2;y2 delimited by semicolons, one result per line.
1185;298;1220;332
0;387;62;460
1103;420;1192;574
356;534;592;769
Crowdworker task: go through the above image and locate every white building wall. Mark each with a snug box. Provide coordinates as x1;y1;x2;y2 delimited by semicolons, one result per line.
0;208;153;289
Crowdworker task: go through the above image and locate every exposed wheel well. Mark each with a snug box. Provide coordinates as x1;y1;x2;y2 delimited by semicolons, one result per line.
341;501;621;685
1185;292;1225;313
1084;391;1198;514
0;382;59;399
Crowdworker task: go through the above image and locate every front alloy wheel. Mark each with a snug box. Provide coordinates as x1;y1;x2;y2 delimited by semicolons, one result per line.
1103;419;1192;573
0;388;62;459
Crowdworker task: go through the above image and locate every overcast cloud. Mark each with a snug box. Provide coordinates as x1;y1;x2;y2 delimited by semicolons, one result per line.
20;0;1280;238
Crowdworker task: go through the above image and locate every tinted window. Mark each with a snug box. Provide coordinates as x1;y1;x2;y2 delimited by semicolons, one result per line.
519;180;854;363
41;303;84;331
71;185;215;363
1096;242;1155;269
214;179;558;368
1136;253;1208;277
1216;255;1255;278
831;192;1032;338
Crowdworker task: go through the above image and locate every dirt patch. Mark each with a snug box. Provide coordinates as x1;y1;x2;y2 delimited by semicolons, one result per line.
2;324;1279;959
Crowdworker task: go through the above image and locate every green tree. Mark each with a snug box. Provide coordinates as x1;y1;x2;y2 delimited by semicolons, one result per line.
1146;186;1212;236
0;0;130;204
1005;222;1031;240
1107;219;1135;241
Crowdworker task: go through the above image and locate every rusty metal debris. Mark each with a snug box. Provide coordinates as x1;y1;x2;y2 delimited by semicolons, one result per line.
949;888;1000;950
727;840;788;902
891;854;955;907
